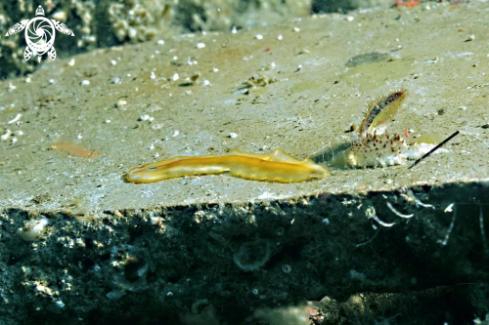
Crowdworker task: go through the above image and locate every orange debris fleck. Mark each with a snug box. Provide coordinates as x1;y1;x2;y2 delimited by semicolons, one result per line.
51;142;100;158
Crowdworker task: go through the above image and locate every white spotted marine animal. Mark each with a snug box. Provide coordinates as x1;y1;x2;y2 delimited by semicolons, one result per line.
338;89;447;168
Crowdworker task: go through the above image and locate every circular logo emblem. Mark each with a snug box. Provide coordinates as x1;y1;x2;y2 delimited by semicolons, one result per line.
24;16;56;56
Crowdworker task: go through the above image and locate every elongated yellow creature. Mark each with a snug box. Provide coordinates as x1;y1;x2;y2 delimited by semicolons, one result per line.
126;149;329;183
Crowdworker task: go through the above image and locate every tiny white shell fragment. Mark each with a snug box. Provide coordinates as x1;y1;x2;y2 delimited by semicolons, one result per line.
138;115;154;122
7;113;21;124
116;100;127;108
255;34;263;40
444;203;455;213
81;80;90;86
196;42;206;49
1;129;12;141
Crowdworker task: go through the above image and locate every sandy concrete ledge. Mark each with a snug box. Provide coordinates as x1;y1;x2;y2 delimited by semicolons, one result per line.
1;1;489;324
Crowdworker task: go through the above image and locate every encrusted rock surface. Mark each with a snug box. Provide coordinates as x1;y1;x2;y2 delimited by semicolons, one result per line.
0;0;311;77
2;184;488;324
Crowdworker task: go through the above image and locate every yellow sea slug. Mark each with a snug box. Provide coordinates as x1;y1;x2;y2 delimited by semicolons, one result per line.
126;149;329;183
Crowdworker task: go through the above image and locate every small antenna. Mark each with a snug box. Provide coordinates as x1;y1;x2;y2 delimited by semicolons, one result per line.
408;130;460;169
220;35;229;48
